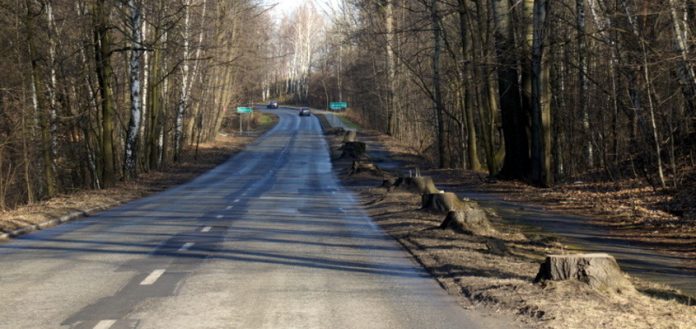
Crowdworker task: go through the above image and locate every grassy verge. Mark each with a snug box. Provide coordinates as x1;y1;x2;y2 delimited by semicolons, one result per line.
336;113;360;129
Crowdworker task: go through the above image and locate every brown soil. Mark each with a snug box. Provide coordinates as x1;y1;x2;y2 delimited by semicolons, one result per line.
325;127;696;329
0;112;278;237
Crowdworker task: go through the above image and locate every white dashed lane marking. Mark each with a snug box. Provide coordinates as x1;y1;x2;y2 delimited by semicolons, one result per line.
216;215;223;219
93;320;116;329
201;226;212;233
140;269;166;285
225;206;233;210
233;199;240;203
178;242;194;252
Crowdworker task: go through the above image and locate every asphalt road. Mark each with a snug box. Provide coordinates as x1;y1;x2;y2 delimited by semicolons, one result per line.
0;109;514;329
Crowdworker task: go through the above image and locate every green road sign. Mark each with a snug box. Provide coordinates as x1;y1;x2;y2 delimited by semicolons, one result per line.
329;102;348;110
236;107;253;113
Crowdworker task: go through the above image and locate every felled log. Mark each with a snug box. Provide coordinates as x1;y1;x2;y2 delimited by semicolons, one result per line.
382;176;440;195
440;205;495;236
340;141;366;159
534;253;634;293
343;130;357;142
421;192;469;212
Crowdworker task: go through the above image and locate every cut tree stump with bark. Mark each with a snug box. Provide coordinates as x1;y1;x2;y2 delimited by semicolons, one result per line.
351;161;387;176
382;176;440;194
340;141;367;159
343;130;357;142
422;192;470;212
326;127;346;135
534;253;635;294
440;205;495;236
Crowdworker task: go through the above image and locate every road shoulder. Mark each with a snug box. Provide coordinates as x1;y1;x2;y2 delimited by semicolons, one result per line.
321;125;696;329
0;113;278;240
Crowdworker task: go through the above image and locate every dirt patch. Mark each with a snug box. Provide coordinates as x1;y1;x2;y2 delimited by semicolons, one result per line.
327;130;696;329
0;113;278;238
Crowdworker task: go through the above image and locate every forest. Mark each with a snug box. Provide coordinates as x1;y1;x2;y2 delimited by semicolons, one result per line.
0;0;274;210
283;0;696;192
1;0;695;214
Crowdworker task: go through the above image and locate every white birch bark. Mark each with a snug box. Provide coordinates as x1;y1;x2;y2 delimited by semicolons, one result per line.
45;0;58;165
140;14;149;141
124;0;143;178
174;0;192;161
385;0;397;135
187;0;207;103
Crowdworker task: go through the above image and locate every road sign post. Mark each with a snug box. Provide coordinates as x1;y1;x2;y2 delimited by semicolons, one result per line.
237;107;253;133
329;102;348;111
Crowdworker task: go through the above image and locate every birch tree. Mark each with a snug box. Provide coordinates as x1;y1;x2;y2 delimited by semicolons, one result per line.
174;0;193;162
124;0;144;179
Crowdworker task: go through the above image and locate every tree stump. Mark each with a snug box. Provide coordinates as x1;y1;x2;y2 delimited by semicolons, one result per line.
381;178;399;189
343;130;357;142
384;176;440;194
534;253;634;293
440;206;495;236
340;141;366;159
421;192;468;212
350;161;385;176
327;127;346;135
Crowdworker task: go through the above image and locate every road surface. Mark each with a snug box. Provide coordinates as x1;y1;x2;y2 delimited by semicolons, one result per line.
0;109;513;329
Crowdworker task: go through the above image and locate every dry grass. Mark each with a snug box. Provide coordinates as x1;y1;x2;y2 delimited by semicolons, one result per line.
345;126;696;258
0;113;278;237
327;129;696;329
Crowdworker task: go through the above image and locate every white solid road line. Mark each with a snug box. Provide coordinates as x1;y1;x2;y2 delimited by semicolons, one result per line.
178;242;194;252
93;320;116;329
140;269;166;285
201;226;212;232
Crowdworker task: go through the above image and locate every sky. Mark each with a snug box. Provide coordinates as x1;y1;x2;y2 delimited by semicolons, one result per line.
266;0;340;18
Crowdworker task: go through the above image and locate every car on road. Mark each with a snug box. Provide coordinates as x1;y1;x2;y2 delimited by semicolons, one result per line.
267;101;279;109
299;108;311;116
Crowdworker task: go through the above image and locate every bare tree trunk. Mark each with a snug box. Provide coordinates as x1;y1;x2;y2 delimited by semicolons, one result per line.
621;0;667;188
531;0;552;187
185;0;207;145
93;0;117;186
26;0;56;197
491;0;530;179
174;0;192;162
457;0;481;171
385;0;398;136
576;0;593;168
124;0;143;179
45;0;59;185
669;0;696;130
431;0;447;168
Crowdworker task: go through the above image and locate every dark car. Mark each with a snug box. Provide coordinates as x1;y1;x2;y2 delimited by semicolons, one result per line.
299;107;311;116
267;101;279;109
